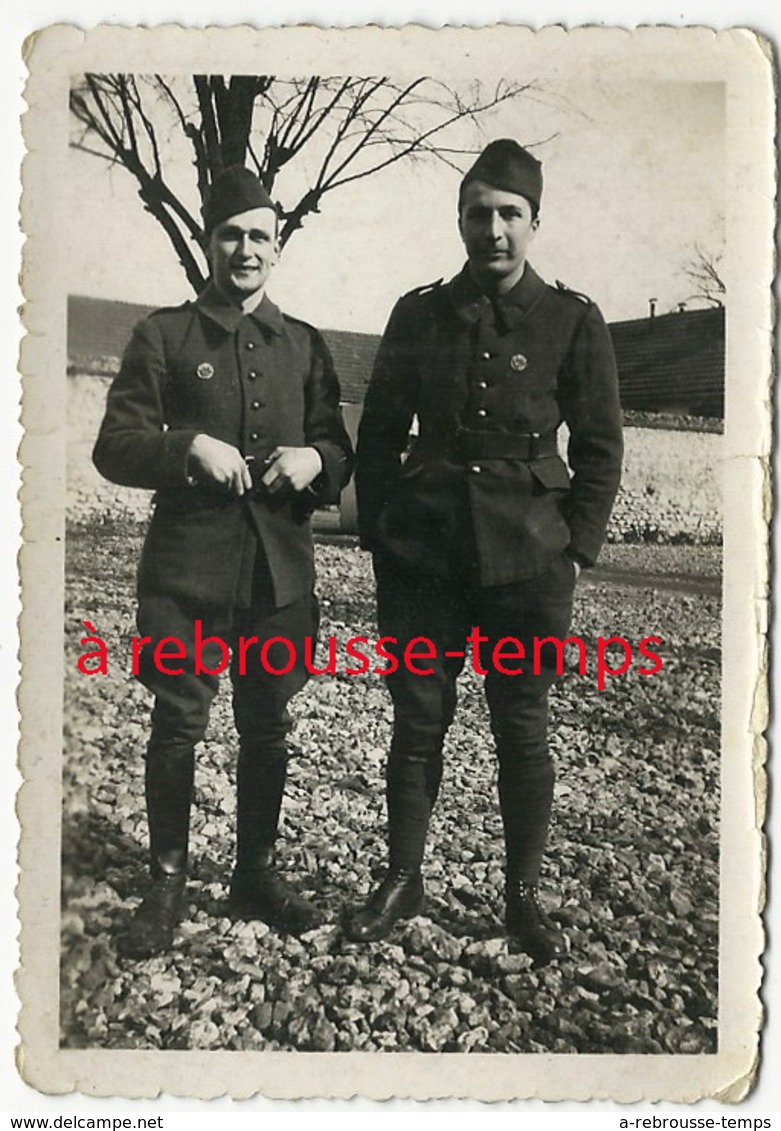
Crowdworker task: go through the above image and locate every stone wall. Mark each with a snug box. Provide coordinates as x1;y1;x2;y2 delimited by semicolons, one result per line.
609;427;721;544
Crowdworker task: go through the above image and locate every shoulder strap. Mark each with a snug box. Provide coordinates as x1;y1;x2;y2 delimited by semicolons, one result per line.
405;277;444;297
555;279;591;305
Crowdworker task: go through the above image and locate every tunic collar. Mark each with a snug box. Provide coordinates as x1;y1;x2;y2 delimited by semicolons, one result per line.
446;261;547;325
196;282;285;336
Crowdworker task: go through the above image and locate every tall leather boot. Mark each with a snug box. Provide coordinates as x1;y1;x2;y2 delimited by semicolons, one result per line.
342;737;438;942
496;737;563;965
123;742;193;959
505;878;564;966
228;745;324;934
342;868;424;942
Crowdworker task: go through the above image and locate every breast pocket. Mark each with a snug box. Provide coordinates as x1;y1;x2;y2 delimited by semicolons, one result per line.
166;356;238;427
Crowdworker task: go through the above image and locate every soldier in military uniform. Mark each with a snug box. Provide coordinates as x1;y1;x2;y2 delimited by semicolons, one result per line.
93;166;353;957
347;139;623;963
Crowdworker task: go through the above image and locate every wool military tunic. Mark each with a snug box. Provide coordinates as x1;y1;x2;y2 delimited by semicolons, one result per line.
356;263;623;583
93;284;353;609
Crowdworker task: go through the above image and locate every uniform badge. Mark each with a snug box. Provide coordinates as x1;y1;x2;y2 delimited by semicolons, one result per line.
510;354;528;372
196;362;215;380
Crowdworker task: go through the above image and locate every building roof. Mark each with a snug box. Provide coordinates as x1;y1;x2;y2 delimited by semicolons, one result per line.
609;306;724;418
320;329;377;405
68;296;153;366
68;294;725;417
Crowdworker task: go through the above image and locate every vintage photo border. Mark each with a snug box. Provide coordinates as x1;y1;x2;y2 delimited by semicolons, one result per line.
16;21;775;1102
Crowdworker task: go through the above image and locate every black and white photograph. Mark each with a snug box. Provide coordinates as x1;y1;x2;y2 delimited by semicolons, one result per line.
16;21;772;1103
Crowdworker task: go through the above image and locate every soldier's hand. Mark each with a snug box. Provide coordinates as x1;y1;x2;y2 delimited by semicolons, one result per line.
187;435;253;497
262;446;323;494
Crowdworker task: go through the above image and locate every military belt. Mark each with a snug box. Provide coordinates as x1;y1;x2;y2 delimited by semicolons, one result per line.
448;429;558;461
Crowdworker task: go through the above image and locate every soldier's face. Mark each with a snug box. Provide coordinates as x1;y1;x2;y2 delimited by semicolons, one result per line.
208;207;280;301
458;181;539;291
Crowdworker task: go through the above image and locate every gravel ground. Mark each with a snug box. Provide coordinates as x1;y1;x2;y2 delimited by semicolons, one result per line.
62;520;721;1054
597;544;721;578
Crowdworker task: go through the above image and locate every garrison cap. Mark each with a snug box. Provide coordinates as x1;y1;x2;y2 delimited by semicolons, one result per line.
459;139;543;213
203;166;276;234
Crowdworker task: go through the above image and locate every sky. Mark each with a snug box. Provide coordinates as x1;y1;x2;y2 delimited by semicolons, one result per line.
66;76;725;333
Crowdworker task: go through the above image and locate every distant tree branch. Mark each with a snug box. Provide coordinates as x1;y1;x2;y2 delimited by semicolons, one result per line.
682;242;726;308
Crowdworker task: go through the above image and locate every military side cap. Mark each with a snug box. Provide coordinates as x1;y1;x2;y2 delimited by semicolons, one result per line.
203;165;276;233
459;139;543;212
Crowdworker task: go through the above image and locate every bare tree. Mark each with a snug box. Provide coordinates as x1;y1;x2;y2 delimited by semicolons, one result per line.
682;242;726;308
70;73;536;293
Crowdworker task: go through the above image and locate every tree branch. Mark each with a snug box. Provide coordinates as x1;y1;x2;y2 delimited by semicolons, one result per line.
70;71;540;292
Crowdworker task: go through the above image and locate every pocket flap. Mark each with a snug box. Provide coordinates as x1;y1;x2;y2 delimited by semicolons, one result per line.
529;457;571;490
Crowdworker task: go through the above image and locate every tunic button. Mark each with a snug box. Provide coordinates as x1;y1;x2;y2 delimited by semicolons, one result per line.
250;431;259;442
251;400;261;410
477;408;487;418
481;351;491;360
248;370;258;380
476;380;488;390
246;342;255;350
470;464;482;474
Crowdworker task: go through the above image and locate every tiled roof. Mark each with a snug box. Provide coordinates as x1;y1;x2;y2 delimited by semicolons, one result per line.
67;295;725;417
320;329;378;405
609;307;724;418
68;295;154;365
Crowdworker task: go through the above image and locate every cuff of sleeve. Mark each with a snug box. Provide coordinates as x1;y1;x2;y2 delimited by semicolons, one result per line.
305;476;325;499
163;430;201;487
310;442;345;504
565;545;594;570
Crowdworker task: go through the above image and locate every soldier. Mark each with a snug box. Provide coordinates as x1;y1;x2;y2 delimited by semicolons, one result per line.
347;139;623;963
94;166;353;957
